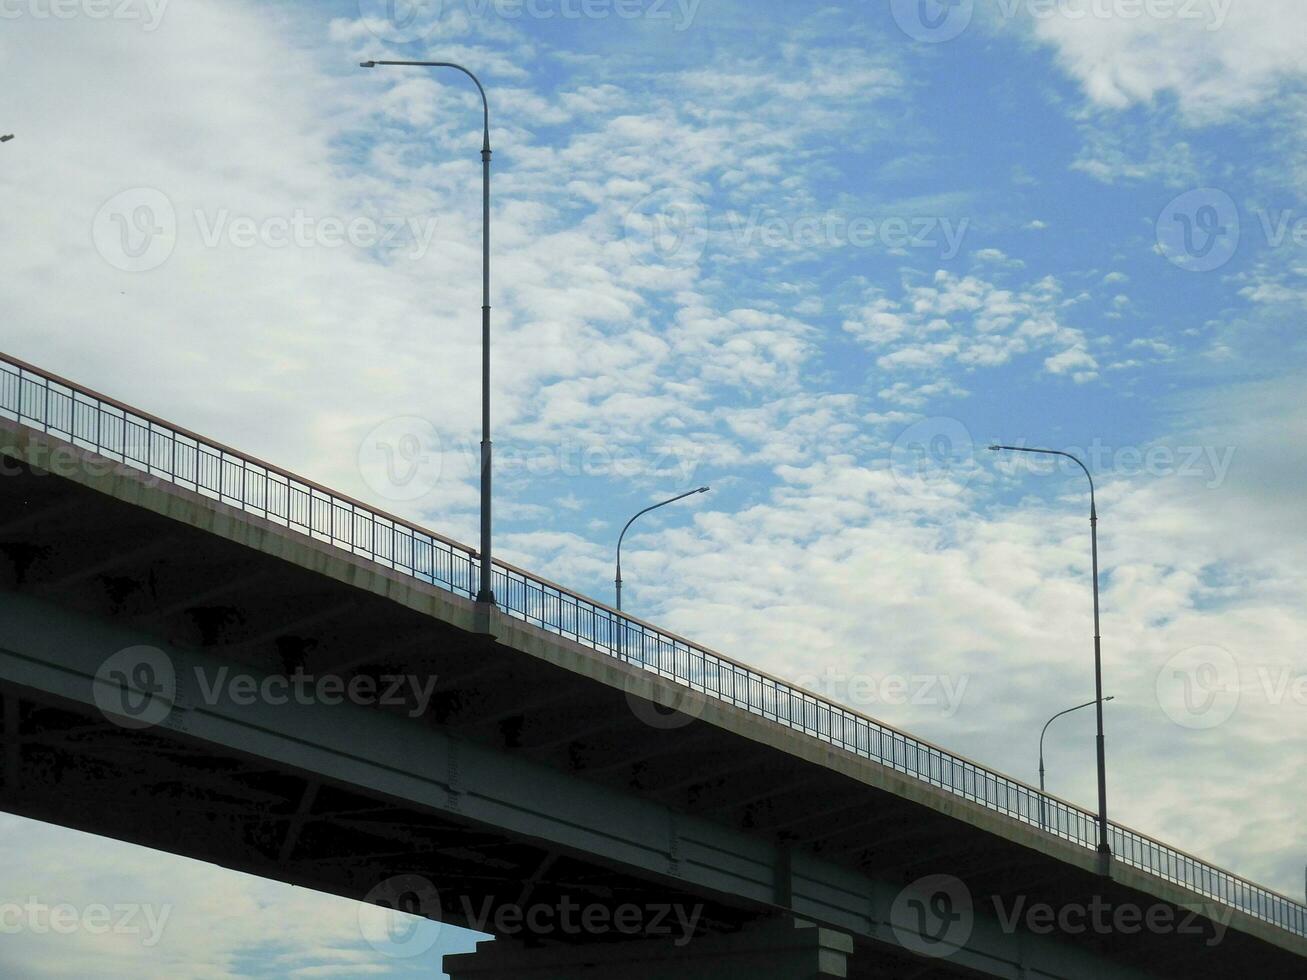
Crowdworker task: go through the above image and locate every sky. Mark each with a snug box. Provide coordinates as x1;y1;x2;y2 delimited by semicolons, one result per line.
2;0;1306;975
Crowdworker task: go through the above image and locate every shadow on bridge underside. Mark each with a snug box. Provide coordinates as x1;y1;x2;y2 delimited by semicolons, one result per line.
0;422;1303;979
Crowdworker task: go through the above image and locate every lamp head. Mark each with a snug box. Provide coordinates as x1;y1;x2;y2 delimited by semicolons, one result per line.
697;486;710;494
988;445;1002;452
1104;696;1116;702
0;135;13;143
359;61;377;68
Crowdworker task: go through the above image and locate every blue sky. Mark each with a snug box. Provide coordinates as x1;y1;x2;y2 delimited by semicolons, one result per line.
2;0;1306;975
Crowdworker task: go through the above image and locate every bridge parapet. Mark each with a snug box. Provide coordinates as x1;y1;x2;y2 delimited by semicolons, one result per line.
2;350;1305;954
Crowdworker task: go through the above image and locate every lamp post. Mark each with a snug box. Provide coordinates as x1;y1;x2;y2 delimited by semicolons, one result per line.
615;487;709;658
360;59;495;604
990;444;1111;858
1039;696;1113;830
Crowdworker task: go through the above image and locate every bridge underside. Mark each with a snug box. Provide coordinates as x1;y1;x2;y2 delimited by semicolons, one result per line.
1;424;1303;978
0;675;756;952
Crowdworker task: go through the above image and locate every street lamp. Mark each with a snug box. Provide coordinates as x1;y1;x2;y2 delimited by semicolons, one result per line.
1039;696;1114;830
990;444;1111;858
617;487;709;612
615;487;709;658
360;59;495;605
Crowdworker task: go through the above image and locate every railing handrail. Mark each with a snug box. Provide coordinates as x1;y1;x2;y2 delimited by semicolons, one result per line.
0;358;1029;778
2;350;1304;932
0;352;478;558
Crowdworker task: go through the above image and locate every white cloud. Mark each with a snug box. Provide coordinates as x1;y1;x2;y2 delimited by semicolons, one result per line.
1070;125;1199;185
1043;345;1099;382
844;270;1097;382
0;814;474;977
877;379;970;409
973;247;1025;269
589;377;1307;898
1003;0;1307;122
3;3;1305;971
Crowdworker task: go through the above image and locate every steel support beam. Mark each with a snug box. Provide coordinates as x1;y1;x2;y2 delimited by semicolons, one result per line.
0;589;1167;979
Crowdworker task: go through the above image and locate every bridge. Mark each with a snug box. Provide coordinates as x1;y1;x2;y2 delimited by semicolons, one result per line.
0;351;1304;978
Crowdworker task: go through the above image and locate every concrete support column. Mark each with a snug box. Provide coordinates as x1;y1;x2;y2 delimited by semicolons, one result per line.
443;917;854;980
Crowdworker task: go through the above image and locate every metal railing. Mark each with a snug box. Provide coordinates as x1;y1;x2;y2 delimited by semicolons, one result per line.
1;351;1304;939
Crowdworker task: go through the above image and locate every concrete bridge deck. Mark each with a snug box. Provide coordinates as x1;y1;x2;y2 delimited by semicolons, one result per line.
1;356;1305;978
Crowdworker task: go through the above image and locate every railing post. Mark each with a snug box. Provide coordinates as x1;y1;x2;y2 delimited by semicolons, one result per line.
3;353;1305;939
